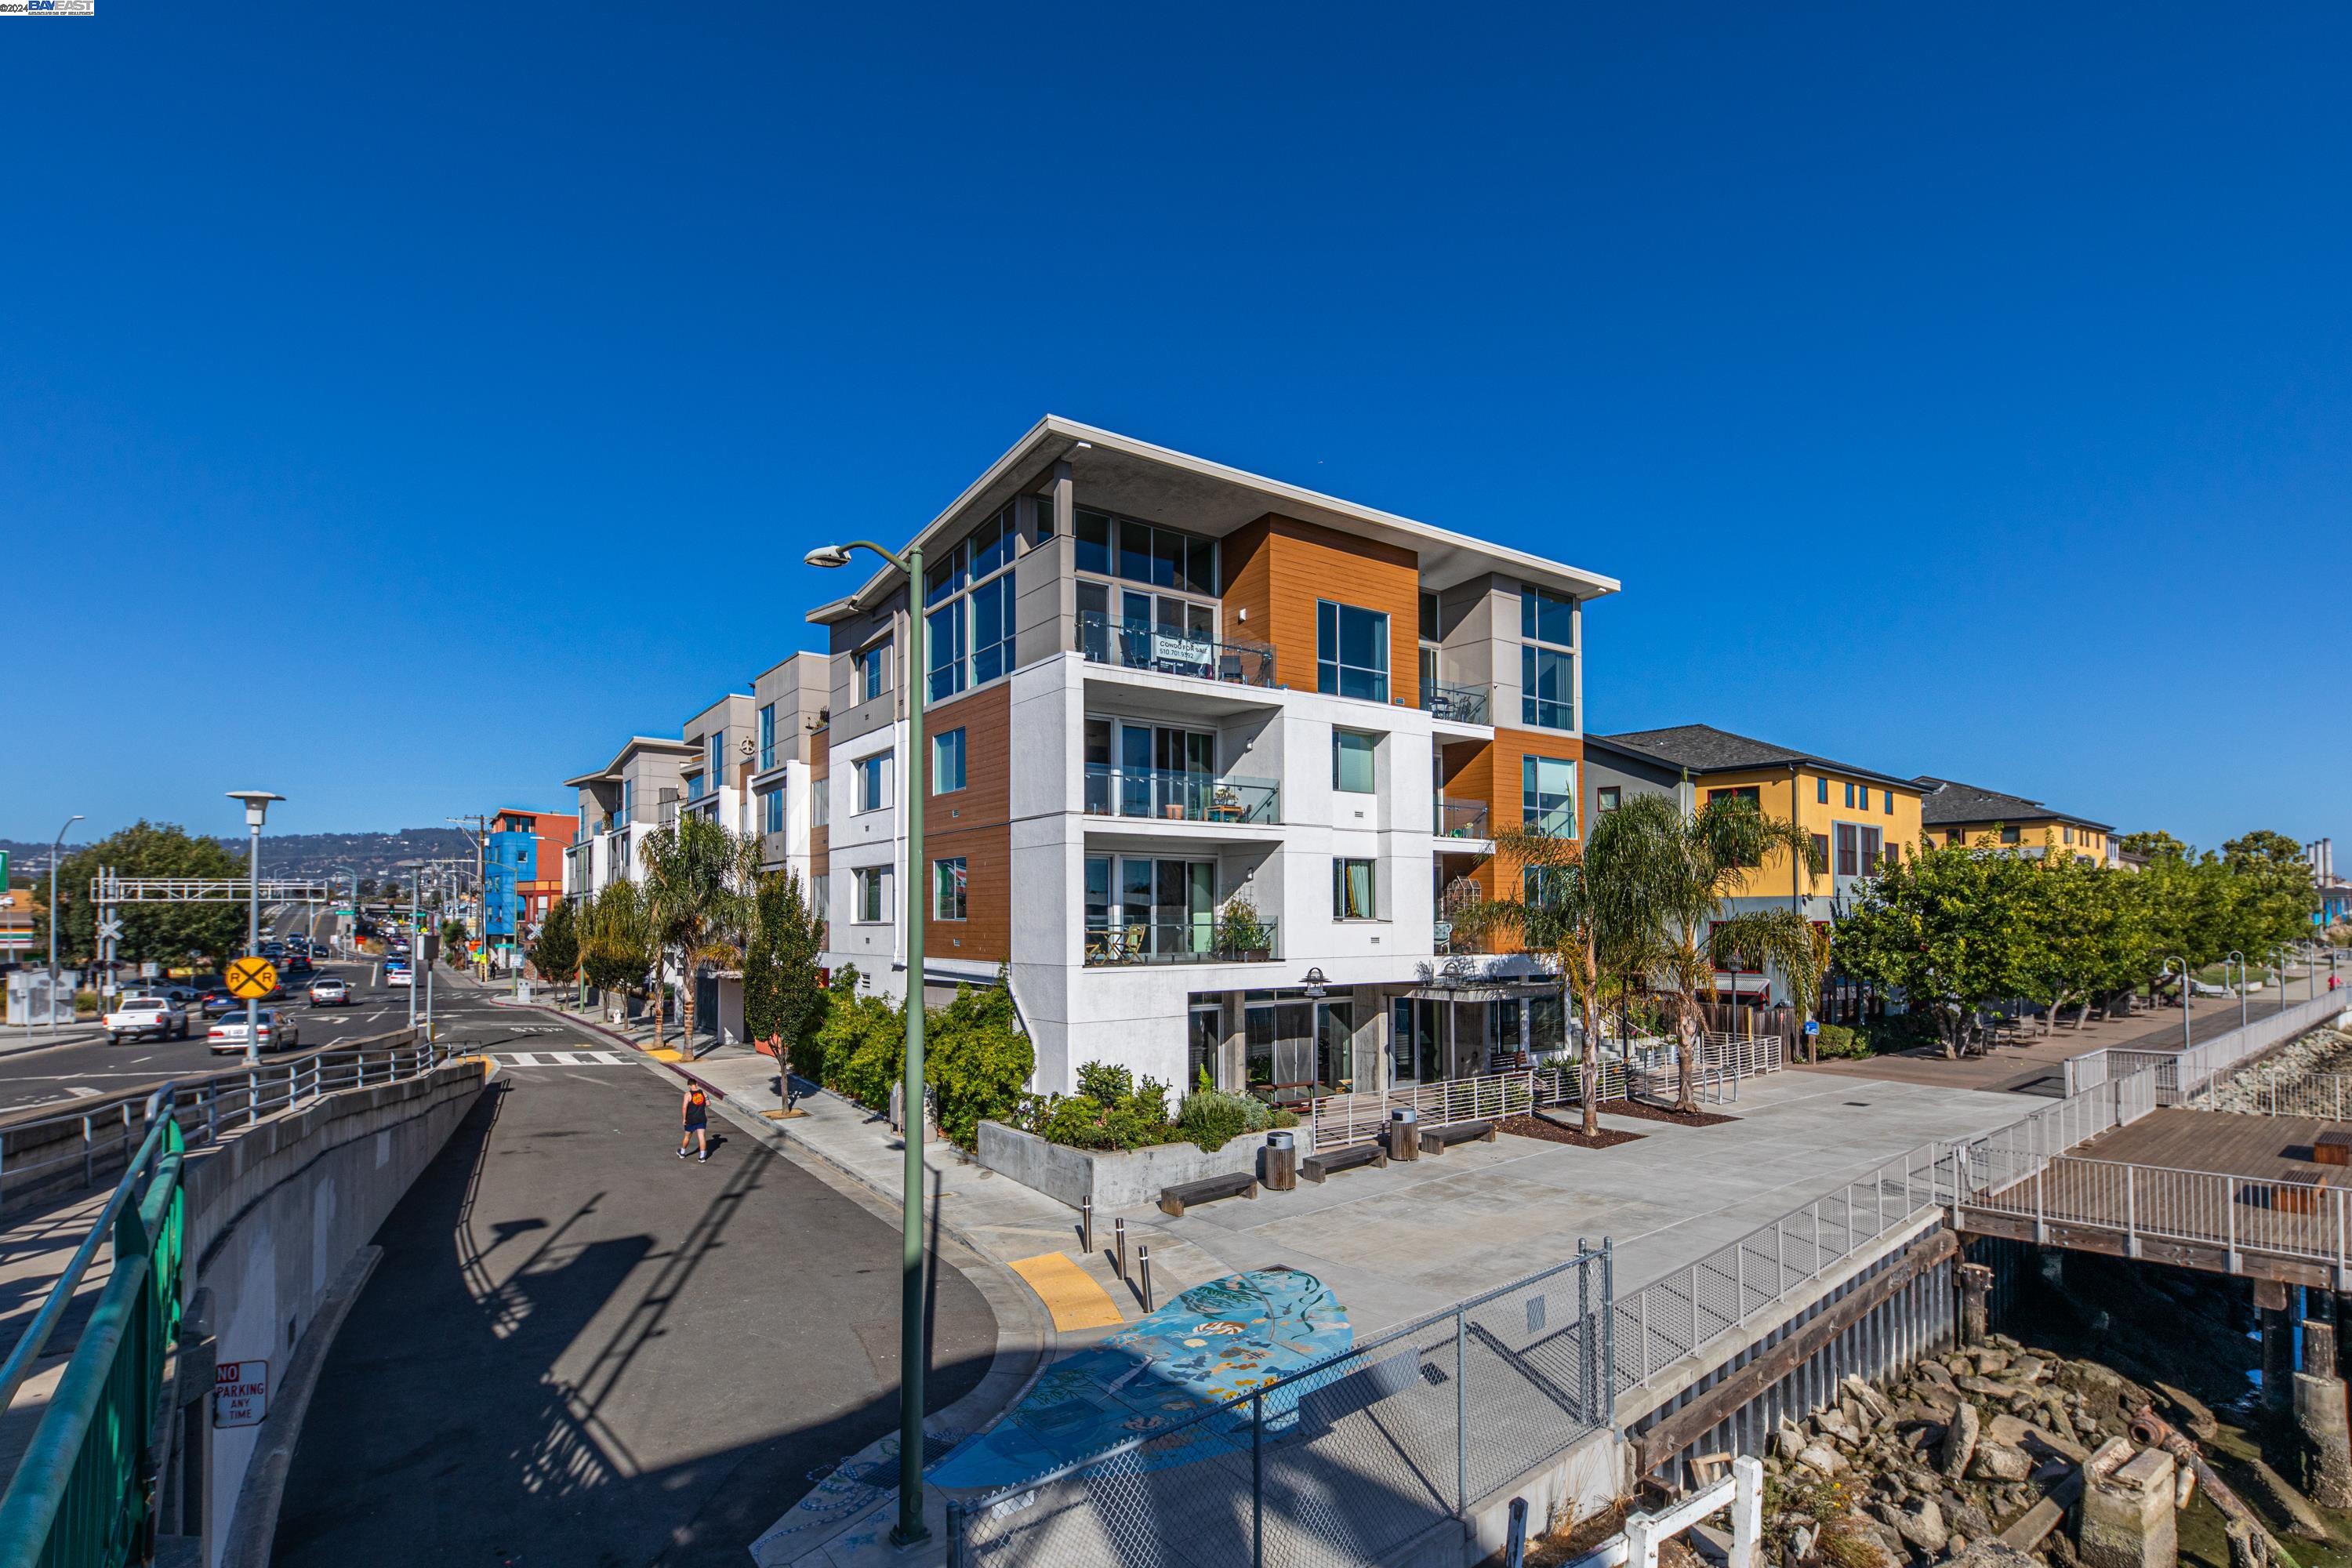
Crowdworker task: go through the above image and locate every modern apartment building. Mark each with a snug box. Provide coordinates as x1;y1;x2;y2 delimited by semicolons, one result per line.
681;692;759;837
1583;724;1926;1015
748;652;832;898
485;806;579;947
1915;777;2114;862
802;417;1617;1099
562;735;696;900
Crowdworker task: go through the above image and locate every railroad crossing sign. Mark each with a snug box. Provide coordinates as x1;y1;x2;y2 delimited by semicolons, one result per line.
96;916;124;942
226;957;277;1000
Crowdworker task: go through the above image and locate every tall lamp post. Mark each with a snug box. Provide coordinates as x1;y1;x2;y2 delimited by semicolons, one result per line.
46;814;83;1034
2227;950;2247;1035
2159;956;2190;1054
805;536;930;1545
227;793;283;1065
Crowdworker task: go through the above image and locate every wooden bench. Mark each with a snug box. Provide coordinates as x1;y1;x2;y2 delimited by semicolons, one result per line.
1301;1142;1388;1184
1160;1171;1260;1217
1418;1120;1498;1156
2278;1169;2331;1216
2316;1130;2352;1167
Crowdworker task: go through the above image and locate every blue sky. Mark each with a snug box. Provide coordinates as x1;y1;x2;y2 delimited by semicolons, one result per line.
5;5;2347;853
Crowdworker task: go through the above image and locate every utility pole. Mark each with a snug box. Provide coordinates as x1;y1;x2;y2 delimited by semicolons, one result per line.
448;815;490;976
45;815;82;1034
408;867;420;1032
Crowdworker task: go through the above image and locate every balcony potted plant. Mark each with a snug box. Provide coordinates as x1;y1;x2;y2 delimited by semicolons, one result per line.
1218;895;1272;963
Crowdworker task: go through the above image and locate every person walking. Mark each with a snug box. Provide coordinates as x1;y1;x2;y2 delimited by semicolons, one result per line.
678;1081;712;1162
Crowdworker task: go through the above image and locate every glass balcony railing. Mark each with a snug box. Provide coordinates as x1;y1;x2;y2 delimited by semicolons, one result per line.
1083;764;1280;825
1084;916;1282;966
1073;612;1277;687
1420;680;1491;724
1434;800;1490;839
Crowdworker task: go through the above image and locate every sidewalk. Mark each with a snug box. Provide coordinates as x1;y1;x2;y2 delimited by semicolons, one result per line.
0;1025;105;1058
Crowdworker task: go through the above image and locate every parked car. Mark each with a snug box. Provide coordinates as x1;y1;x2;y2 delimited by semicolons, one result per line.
208;1009;298;1054
308;976;350;1007
103;996;191;1044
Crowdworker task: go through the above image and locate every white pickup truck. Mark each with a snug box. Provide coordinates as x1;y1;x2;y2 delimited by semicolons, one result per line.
104;995;191;1044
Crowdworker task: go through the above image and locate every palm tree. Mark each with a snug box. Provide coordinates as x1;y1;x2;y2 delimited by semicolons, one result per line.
579;880;652;1018
637;814;757;1054
1605;792;1824;1111
1453;812;1649;1137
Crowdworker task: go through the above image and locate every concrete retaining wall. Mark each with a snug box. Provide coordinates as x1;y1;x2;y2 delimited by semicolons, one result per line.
975;1120;1261;1210
183;1058;489;1568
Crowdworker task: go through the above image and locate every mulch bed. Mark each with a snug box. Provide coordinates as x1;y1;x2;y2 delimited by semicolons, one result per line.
1500;1112;1644;1149
1595;1097;1740;1128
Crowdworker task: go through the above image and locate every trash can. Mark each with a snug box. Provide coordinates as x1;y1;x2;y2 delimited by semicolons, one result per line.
1262;1129;1298;1192
1387;1105;1421;1162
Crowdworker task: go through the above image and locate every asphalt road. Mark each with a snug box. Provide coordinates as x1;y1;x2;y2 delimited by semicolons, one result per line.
274;1011;1000;1566
0;958;518;1114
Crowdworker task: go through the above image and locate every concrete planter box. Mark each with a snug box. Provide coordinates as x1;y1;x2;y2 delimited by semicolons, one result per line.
977;1119;1261;1212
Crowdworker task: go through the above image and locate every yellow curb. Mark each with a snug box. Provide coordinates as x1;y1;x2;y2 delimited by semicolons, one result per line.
1008;1252;1127;1332
648;1048;684;1062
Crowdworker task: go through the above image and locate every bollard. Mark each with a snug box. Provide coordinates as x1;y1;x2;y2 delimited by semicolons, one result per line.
1262;1130;1298;1192
1504;1497;1529;1568
1388;1105;1421;1162
1138;1245;1154;1313
1114;1218;1128;1281
1080;1195;1094;1256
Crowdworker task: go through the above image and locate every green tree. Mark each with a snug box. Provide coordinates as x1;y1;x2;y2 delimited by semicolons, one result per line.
528;896;579;985
2013;855;2151;1033
637;815;757;1052
40;822;249;972
1604;792;1824;1110
438;916;468;969
1835;838;2036;1058
927;978;1035;1147
2118;829;2189;862
742;868;826;1110
579;880;652;1004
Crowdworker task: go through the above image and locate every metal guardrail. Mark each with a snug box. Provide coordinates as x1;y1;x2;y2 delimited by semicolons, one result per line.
949;1243;1614;1568
1081;764;1280;826
1963;1152;2352;1276
2213;1072;2352;1120
2063;994;2350;1102
0;1085;186;1567
0;1035;471;1214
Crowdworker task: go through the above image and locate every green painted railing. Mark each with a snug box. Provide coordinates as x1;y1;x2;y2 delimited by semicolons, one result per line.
0;1094;186;1568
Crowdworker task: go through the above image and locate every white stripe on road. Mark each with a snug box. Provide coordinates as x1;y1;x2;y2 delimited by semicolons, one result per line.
66;1086;100;1098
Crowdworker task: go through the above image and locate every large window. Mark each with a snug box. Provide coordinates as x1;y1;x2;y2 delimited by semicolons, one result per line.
812;778;829;827
932;728;966;794
853;866;888;923
1332;858;1377;920
1331;730;1377;793
1520;585;1575;730
1073;507;1218;595
854;641;888;703
1316;601;1389;702
758;704;776;771
1523;756;1577;837
760;786;783;835
854;755;889;813
1084;854;1217;960
926;504;1024;700
933;858;967;921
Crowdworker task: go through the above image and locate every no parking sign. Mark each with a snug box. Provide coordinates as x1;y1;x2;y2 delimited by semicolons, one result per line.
214;1359;268;1428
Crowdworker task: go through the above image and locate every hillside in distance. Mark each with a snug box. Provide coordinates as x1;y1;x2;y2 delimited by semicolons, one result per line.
0;828;481;884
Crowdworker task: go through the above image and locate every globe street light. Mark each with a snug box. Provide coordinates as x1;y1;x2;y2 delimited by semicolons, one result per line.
807;535;931;1545
227;792;283;1065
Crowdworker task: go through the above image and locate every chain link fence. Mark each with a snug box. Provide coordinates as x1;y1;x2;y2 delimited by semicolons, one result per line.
950;1244;1614;1568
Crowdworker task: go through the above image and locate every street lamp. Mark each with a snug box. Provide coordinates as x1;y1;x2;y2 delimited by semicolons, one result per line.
227;792;283;1065
2159;956;2190;1054
2227;950;2246;1035
46;814;82;1034
806;534;931;1545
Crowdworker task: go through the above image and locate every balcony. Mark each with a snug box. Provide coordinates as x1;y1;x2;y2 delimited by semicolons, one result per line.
1074;612;1276;688
1083;764;1280;826
1420;680;1491;726
1084;916;1282;967
1434;800;1490;840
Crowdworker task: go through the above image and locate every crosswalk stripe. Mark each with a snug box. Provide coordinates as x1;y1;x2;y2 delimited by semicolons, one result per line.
508;1051;540;1065
491;1050;633;1069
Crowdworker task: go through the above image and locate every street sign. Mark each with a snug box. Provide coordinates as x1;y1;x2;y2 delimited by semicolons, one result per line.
96;916;124;942
1803;1020;1820;1036
226;958;278;1000
214;1359;268;1428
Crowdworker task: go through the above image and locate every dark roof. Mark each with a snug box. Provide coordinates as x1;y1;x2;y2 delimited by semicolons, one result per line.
1592;725;1917;790
1914;776;2113;832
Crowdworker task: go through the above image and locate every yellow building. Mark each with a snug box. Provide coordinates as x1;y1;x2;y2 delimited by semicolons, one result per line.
1915;777;2113;862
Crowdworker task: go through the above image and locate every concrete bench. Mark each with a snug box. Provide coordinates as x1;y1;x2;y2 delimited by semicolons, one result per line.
1418;1120;1498;1156
1160;1171;1261;1217
1301;1142;1388;1184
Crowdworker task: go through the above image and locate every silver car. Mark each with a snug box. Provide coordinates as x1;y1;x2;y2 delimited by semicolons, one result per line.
207;1009;300;1054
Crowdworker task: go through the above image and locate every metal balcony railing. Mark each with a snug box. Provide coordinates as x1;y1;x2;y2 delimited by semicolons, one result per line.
1083;917;1281;966
1434;799;1490;839
1082;764;1280;825
1073;612;1276;687
1420;679;1491;724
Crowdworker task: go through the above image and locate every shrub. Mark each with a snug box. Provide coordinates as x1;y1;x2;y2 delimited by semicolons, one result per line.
817;975;904;1112
928;982;1034;1147
1176;1090;1251;1151
1020;1062;1176;1150
1812;1023;1868;1059
1076;1060;1134;1105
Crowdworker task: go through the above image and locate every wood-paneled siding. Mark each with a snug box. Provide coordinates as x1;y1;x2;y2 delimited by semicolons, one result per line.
1439;728;1584;925
1221;514;1420;699
808;727;829;880
920;682;1011;964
